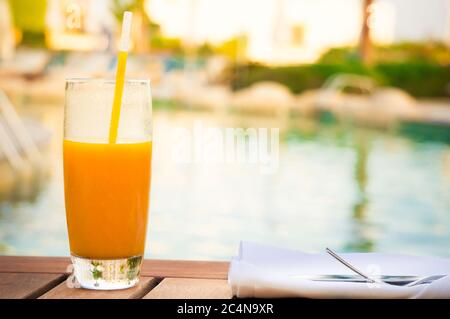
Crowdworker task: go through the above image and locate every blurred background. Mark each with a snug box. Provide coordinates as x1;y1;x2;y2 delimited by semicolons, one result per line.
0;0;449;260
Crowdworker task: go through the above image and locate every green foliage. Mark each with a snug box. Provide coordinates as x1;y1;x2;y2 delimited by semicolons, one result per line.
214;35;248;60
230;63;380;94
8;0;47;47
229;60;450;97
375;62;450;97
111;0;146;22
375;42;450;65
151;36;183;54
319;42;450;65
197;42;215;57
8;0;46;32
318;47;361;64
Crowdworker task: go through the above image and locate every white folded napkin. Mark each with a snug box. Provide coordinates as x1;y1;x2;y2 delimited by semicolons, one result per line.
228;242;450;299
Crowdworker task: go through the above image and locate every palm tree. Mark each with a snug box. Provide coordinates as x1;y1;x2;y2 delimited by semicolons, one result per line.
359;0;373;64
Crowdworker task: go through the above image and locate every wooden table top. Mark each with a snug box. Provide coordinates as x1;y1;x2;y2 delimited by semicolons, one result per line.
0;256;231;299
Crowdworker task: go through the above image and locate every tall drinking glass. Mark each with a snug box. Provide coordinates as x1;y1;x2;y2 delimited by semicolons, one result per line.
63;79;152;290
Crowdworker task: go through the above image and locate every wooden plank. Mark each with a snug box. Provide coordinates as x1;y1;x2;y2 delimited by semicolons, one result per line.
144;278;232;299
39;276;160;299
0;256;229;279
0;273;66;299
141;260;229;279
0;256;70;274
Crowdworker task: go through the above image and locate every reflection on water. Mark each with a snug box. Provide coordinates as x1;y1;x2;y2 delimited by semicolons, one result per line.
346;135;373;252
0;102;449;260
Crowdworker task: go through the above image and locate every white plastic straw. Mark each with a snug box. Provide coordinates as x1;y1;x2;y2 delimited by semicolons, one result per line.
119;11;133;52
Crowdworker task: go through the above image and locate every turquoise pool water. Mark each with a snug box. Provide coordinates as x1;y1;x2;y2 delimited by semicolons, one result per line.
0;105;449;260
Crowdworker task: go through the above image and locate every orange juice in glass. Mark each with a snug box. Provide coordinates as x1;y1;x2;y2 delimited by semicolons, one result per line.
64;78;152;289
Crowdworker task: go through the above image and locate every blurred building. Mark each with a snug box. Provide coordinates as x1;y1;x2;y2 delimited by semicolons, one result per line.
45;0;112;51
2;0;450;62
147;0;450;64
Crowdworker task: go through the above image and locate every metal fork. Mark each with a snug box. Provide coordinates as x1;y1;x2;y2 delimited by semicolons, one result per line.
325;248;446;287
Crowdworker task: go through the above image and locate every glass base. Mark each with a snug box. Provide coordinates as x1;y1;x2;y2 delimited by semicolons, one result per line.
71;254;143;290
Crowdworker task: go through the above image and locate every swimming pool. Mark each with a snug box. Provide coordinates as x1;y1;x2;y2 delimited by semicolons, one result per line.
0;104;449;260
